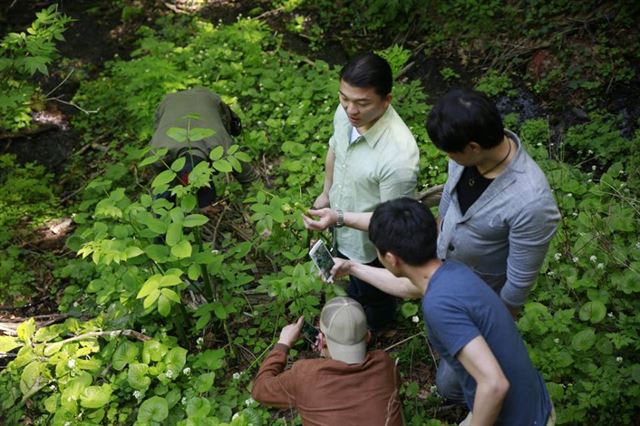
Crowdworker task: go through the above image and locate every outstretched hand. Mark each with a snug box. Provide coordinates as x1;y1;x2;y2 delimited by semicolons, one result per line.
277;316;304;348
302;208;338;231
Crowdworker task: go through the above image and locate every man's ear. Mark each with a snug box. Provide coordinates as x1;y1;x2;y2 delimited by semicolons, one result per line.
365;330;372;344
383;251;400;269
467;141;482;153
383;93;392;108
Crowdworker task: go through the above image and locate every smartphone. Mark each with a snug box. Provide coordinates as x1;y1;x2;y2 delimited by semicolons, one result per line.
301;321;319;344
309;240;335;282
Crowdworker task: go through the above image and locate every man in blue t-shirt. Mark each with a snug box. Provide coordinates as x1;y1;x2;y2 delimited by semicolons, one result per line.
332;197;554;425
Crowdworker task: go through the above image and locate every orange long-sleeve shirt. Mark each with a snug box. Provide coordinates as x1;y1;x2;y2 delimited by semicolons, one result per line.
252;344;404;426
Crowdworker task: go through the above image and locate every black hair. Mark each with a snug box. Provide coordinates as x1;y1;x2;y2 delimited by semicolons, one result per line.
369;197;437;266
339;52;393;98
426;88;504;152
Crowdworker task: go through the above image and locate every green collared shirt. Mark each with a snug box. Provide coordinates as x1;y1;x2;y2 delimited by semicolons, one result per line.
329;104;419;263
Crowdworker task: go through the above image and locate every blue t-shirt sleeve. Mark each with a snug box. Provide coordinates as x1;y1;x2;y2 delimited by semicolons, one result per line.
425;297;481;358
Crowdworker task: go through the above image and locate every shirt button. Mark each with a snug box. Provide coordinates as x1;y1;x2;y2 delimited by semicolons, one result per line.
448;244;455;252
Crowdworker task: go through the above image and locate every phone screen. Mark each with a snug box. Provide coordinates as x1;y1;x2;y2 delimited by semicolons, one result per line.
309;240;335;282
301;321;319;344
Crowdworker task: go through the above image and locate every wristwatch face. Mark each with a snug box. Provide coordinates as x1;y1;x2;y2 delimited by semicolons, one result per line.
336;209;344;227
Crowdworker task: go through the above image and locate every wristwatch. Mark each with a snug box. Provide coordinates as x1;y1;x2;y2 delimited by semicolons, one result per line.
335;209;345;228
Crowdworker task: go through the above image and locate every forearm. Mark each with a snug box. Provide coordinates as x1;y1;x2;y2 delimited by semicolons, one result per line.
251;344;296;408
500;240;553;308
349;262;422;299
469;382;506;426
343;211;372;232
322;148;335;196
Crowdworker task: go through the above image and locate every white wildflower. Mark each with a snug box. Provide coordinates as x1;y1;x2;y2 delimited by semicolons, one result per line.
245;397;255;406
49;384;56;391
607;312;614;318
588;149;594;154
572;256;579;263
196;337;204;346
233;372;241;380
589;255;597;263
181;397;187;405
636;242;640;250
411;315;420;323
232;413;241;421
165;369;174;379
182;367;191;376
547;271;556;276
597;263;604;270
554;253;561;261
567;193;573;197
67;359;76;369
616;356;623;363
592;165;597;171
140;328;146;334
554;338;560;344
133;390;142;399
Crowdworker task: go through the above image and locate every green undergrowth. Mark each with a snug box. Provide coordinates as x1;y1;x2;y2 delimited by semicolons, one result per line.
0;9;639;426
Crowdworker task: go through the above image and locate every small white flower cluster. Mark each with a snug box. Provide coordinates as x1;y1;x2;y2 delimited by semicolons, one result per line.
133;390;142;400
165;369;174;379
554;253;562;261
411;315;420;324
597;263;605;270
572;256;579;263
233;372;241;380
196;337;204;346
245;397;255;406
67;359;76;369
182;367;191;376
589;255;597;263
554;338;560;344
616;356;623;363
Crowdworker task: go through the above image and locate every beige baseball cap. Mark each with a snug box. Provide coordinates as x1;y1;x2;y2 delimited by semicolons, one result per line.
320;297;367;364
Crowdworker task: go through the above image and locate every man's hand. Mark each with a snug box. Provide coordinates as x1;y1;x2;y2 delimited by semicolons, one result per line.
302;208;338;231
277;316;304;348
330;257;352;279
312;192;330;209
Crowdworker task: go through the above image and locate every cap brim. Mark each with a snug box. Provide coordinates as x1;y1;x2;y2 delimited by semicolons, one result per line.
325;336;366;364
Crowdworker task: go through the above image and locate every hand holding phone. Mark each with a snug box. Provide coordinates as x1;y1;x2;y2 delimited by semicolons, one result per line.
309;240;335;282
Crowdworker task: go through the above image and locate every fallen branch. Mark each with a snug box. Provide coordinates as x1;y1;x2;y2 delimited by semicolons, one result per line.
384;331;423;352
47;329;151;347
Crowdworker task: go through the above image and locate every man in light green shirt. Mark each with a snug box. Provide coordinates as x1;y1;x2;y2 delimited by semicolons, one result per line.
303;52;419;331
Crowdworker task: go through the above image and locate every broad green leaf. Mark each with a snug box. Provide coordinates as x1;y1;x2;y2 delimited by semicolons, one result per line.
157;294;171;317
571;327;596;351
112;341;139;371
165;347;188;372
193;372;215;393
138;275;161;299
400;302;418;318
44;341;64;356
235;151;251;162
631;364;640;384
125;246;144;260
152;169;176;188
189;127;215;141
171;240;192;258
144;244;170;262
137;396;169;422
183;214;209;227
181;194;197;211
161;288;181;303
213;303;227;320
159;274;183;287
143;217;168;234
44;393;58;413
127;363;151;390
80;384;112;409
186;396;211;418
0;336;22;352
166;127;187;143
209;145;224;161
166;221;183;247
212;159;232;173
20;361;47;396
143;290;161;309
579;301;606;323
142;340;167;364
188;263;201;280
171;156;186;172
17;318;36;342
